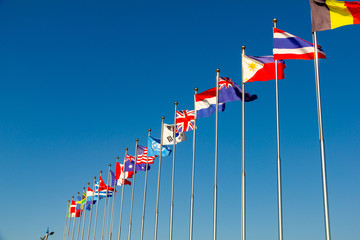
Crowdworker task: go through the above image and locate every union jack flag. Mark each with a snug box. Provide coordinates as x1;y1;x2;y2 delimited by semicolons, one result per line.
125;154;135;162
218;77;234;90
137;145;157;164
176;110;195;132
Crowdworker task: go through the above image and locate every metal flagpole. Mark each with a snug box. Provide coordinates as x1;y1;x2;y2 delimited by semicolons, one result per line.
93;171;102;240
128;139;139;240
63;200;70;240
81;184;89;240
87;177;96;240
213;69;220;240
67;196;74;240
117;148;128;240
72;192;79;240
101;164;112;240
154;116;165;240
312;31;331;240
273;18;283;240
77;188;85;240
241;46;246;240
189;88;198;240
169;102;178;240
109;157;119;240
140;129;152;240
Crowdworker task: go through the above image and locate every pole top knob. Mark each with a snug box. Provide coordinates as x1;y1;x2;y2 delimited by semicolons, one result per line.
87;182;90;185
116;156;119;160
161;116;165;120
68;200;70;203
94;176;96;179
100;170;103;174
125;147;128;150
148;128;151;132
136;138;139;142
273;18;278;23
241;46;246;50
72;196;74;199
109;163;111;167
194;87;198;91
77;192;79;194
216;69;220;73
83;187;85;190
174;101;178;105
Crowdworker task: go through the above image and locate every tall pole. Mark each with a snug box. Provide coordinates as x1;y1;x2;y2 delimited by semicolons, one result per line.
213;69;220;240
241;46;246;240
128;139;139;240
312;31;331;240
140;129;152;240
81;185;89;240
189;88;198;240
93;171;102;240
63;200;70;240
117;148;128;240
77;188;85;240
154;116;165;240
109;157;119;240
67;196;74;240
101;164;112;240
72;192;79;240
273;18;283;240
169;102;178;240
87;177;96;240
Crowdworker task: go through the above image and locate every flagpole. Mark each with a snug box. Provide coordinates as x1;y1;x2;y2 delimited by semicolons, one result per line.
93;171;102;240
64;200;70;240
87;177;96;240
117;148;128;240
312;31;331;240
213;69;220;240
81;184;89;240
72;192;79;240
77;188;85;240
101;164;112;240
128;139;139;240
140;129;152;240
154;116;165;240
67;196;74;240
109;157;119;240
273;18;283;240
241;46;246;240
189;88;198;240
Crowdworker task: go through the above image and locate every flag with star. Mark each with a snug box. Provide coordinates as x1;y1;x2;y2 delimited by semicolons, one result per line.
218;77;257;102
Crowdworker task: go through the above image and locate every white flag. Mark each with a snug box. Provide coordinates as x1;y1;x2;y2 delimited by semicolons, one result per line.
162;123;186;145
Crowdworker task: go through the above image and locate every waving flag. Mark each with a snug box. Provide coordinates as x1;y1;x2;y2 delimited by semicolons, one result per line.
162;123;187;145
273;28;326;60
86;187;97;209
147;136;172;156
218;77;257;102
80;191;86;206
75;196;82;217
124;158;150;171
195;87;225;118
69;200;76;217
242;55;286;83
176;110;195;132
115;162;133;186
98;176;114;192
95;184;114;199
137;145;157;164
310;0;360;31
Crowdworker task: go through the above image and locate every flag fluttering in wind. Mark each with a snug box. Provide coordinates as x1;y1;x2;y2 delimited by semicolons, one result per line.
310;0;360;31
69;200;76;217
273;28;326;60
95;183;114;199
194;87;225;118
115;161;134;186
86;187;96;209
124;157;150;171
162;123;187;145
147;136;172;156
176;110;195;132
137;145;157;164
75;196;82;217
98;176;114;192
218;77;257;102
242;55;286;83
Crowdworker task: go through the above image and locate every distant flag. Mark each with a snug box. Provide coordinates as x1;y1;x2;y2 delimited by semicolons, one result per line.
310;0;360;31
242;55;286;83
95;183;114;199
162;123;187;145
110;170;116;187
176;110;195;132
147;136;172;156
98;176;114;192
80;191;86;207
218;77;258;102
115;161;134;186
75;196;82;217
124;158;150;172
137;145;157;164
69;200;76;217
86;187;96;209
194;87;225;118
273;28;326;60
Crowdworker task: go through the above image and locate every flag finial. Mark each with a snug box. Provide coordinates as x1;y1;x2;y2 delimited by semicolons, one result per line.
174;101;178;105
68;200;70;203
125;147;128;150
100;170;103;174
194;87;198;91
94;176;96;180
162;116;165;120
216;68;220;73
87;182;90;185
273;18;278;23
109;163;111;167
148;128;151;132
136;138;139;142
83;187;85;190
116;156;119;160
241;46;246;50
77;192;79;194
72;196;74;199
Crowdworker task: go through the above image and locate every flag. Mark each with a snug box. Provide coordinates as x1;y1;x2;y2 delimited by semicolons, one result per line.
273;28;326;60
110;170;116;187
75;196;82;217
137;145;157;164
176;110;195;132
115;162;133;186
242;55;286;83
95;183;114;199
310;0;360;31
98;176;115;192
162;123;187;145
218;77;257;103
80;191;86;207
86;187;96;209
124;158;150;172
194;87;225;118
69;200;76;217
147;136;172;156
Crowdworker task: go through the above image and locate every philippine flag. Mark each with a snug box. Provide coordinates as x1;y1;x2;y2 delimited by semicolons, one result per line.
273;28;326;60
195;87;225;119
242;55;286;83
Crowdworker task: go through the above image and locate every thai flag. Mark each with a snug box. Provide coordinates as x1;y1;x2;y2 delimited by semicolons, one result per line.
273;28;326;60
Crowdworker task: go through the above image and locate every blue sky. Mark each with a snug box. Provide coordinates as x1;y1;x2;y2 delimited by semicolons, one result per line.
0;1;359;240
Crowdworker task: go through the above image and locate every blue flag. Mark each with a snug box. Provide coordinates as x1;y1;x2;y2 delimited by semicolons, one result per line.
124;160;150;171
218;77;257;103
147;136;172;157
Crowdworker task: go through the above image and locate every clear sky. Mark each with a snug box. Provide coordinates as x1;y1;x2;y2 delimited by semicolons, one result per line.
0;1;359;240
